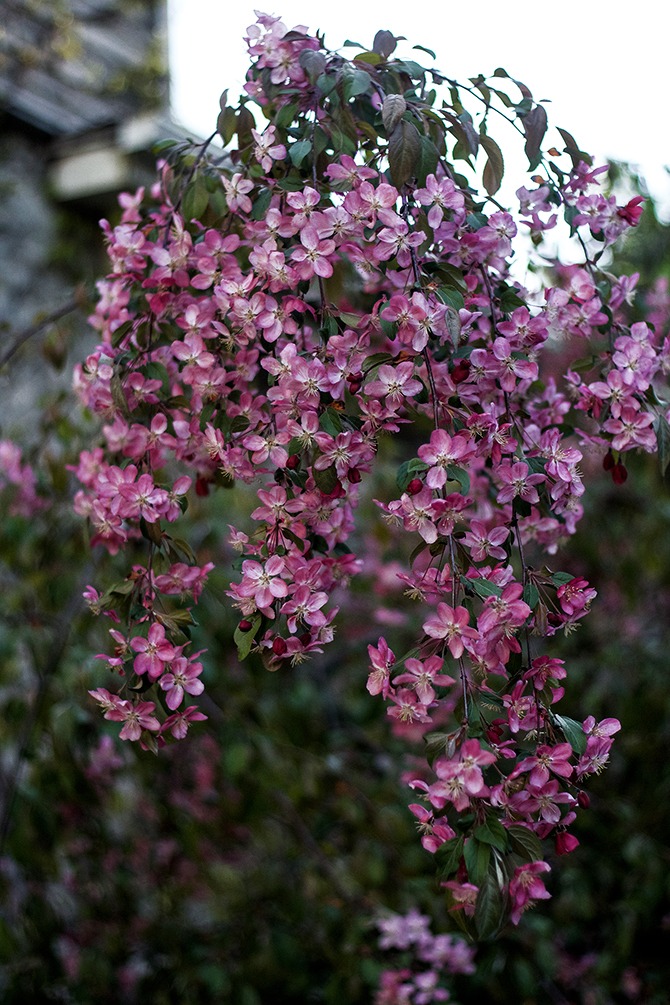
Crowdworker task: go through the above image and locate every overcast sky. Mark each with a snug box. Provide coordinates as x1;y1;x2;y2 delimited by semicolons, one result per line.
167;0;670;217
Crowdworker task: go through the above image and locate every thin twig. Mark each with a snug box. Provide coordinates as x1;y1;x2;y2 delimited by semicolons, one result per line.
0;291;87;368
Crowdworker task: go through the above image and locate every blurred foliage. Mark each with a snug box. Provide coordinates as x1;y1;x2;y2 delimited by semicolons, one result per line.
1;170;670;1002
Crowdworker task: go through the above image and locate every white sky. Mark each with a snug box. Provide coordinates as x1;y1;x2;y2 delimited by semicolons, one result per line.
167;0;670;216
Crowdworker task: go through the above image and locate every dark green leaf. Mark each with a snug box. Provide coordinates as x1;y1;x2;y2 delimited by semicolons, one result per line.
416;134;440;186
553;714;587;755
474;869;506;940
234;615;261;661
217;106;237;146
463;836;491;885
316;72;337;97
447;465;470;495
275;102;299;129
461;576;502;600
381;94;407;135
507;824;543;862
388;119;421;188
237;105;255;150
362;351;394;374
522;584;540;609
396;458;429;492
466;211;488;231
499;286;526;312
289;139;312;167
413;44;436;59
319;408;343;435
342;67;372;102
313;464;340;495
436;287;465;312
251;188;272;221
182;176;209;221
435;834;464;878
480;134;505;196
475;816;509;852
656;415;670;476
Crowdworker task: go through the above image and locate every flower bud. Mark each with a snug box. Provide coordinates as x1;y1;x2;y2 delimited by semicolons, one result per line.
451;360;471;384
555;831;580;855
406;478;423;495
272;636;287;656
612;462;628;485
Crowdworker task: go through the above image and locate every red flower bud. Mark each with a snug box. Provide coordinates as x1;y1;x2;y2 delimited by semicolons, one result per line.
286;453;300;470
577;790;590;810
602;450;615;471
555;831;580;855
347;467;362;484
406;478;423;495
238;619;253;632
195;477;210;497
612;462;628;485
451;360;471;384
272;636;287;656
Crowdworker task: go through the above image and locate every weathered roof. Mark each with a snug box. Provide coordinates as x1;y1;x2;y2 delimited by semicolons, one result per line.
0;0;169;136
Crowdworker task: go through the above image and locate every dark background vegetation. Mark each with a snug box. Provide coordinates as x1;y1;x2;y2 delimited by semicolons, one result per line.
1;2;670;1000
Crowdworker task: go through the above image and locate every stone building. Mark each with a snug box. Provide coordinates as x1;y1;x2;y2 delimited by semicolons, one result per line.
0;0;188;434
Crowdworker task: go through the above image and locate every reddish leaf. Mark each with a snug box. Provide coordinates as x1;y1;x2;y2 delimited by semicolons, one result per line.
522;104;548;171
372;29;397;58
381;94;407;134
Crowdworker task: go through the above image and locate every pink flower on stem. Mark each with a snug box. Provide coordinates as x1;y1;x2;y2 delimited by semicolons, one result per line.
251;124;286;172
367;637;395;697
418;430;474;489
514;743;573;786
279;586;328;633
508;861;551;925
130;623;178;680
408;803;456;853
393;655;455;704
423;603;478;659
291;224;336;279
496;461;545;505
223;172;254;213
237;555;289;613
104;699;161;741
159;656;205;710
161;705;208;740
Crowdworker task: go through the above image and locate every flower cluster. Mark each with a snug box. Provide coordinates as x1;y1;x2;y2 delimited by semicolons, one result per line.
375;908;475;1004
72;12;669;932
0;439;43;517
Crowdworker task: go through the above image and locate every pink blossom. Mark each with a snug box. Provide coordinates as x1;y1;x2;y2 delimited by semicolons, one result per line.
423;603;478;658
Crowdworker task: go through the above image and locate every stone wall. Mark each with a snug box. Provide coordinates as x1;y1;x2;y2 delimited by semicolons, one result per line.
0;0;185;438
